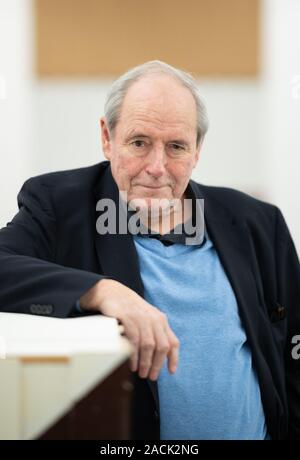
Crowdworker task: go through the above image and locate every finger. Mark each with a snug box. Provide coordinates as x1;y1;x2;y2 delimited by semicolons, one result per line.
138;330;155;379
129;349;139;373
148;323;170;381
122;320;140;373
166;328;180;374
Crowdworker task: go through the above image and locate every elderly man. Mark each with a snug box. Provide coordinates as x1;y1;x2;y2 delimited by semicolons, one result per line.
0;61;299;440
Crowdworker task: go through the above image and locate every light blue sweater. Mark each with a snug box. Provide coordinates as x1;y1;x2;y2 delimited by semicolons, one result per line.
133;235;269;440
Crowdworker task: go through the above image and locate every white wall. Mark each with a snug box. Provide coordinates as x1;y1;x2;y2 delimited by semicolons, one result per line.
0;0;34;226
194;79;262;195
261;0;300;251
0;0;299;253
32;80;108;174
32;78;262;197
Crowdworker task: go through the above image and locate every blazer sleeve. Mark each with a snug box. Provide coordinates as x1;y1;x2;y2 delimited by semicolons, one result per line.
0;176;104;318
275;207;300;439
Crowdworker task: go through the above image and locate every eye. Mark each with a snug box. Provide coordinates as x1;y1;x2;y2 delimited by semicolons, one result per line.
169;143;185;151
131;140;146;148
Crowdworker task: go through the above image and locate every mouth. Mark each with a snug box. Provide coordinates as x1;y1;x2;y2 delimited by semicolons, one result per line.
134;184;170;189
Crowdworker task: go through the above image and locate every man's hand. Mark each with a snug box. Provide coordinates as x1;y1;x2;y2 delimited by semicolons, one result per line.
80;279;180;381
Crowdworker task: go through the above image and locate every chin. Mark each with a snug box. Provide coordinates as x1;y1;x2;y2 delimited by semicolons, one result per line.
127;196;176;216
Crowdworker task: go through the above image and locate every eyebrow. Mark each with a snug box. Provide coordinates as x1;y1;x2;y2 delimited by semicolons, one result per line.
125;132;190;147
125;133;150;141
169;139;190;147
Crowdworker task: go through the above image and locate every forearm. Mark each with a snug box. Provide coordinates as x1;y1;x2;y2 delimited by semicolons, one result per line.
80;278;120;313
0;250;104;318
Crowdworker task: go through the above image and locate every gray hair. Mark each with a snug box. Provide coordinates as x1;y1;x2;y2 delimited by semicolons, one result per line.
104;60;209;147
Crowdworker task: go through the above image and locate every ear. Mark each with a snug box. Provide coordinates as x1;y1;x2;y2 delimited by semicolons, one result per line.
192;141;202;169
100;117;112;160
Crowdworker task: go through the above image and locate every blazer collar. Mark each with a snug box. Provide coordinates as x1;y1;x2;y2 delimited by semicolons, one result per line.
93;163;144;296
190;180;279;430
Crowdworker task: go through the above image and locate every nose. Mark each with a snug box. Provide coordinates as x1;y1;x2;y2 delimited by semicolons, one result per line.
144;145;167;178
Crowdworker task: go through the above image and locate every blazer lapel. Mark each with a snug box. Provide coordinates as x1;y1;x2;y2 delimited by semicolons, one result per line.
93;164;159;409
93;164;144;295
193;182;269;346
194;183;279;429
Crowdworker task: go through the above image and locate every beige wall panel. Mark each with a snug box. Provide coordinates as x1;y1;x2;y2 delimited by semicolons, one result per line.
35;0;259;77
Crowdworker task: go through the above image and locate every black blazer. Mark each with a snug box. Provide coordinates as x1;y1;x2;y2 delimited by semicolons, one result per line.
0;161;299;440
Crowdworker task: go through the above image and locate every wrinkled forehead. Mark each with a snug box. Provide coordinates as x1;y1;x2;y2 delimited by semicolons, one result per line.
119;75;197;128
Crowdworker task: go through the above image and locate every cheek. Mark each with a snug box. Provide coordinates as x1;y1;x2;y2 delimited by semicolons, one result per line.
170;160;193;182
114;155;144;183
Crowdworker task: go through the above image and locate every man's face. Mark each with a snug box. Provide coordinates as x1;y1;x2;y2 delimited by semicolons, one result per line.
100;75;201;211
